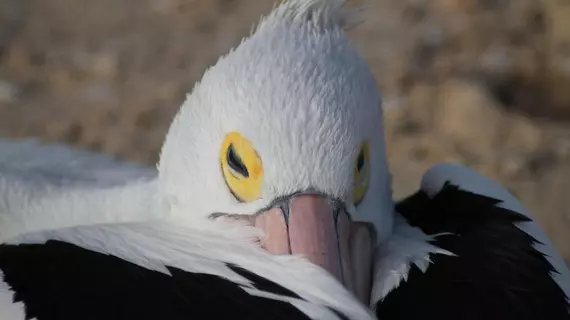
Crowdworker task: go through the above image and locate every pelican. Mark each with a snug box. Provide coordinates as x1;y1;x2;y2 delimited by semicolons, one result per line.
0;0;568;319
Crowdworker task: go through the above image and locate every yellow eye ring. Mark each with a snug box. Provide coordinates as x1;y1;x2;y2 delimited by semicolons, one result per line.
220;132;264;202
353;143;370;206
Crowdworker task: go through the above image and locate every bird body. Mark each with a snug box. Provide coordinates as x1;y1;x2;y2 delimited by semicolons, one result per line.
0;0;569;319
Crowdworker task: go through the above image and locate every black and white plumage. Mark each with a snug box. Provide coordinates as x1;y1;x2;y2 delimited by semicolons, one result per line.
0;225;358;320
0;0;569;319
372;164;570;319
0;241;312;320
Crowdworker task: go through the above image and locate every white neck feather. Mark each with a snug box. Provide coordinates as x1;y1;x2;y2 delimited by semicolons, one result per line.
370;215;453;307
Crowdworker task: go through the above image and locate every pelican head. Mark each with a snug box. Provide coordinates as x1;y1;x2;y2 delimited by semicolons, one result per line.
158;0;394;301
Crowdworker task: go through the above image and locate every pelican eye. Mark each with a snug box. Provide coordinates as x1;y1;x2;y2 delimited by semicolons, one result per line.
356;151;365;172
220;132;263;203
353;143;370;206
227;144;249;178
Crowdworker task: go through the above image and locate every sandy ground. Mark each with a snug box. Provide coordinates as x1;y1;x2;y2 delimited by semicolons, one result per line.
0;0;569;263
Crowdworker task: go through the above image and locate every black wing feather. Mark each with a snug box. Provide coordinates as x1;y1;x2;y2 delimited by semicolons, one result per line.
375;182;570;320
0;240;312;320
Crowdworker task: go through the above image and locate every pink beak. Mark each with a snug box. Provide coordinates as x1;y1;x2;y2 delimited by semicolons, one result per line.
254;194;372;299
256;195;345;277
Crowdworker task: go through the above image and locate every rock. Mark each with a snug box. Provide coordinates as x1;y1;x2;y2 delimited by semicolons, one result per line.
81;83;117;103
544;1;570;115
0;80;18;103
90;53;118;78
504;114;543;152
435;0;477;13
405;82;439;128
434;79;504;154
500;153;526;177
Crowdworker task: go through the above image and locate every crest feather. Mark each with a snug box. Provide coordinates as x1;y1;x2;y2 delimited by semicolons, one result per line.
256;0;357;33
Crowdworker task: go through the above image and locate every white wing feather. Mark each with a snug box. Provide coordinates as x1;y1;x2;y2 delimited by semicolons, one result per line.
0;139;156;188
0;139;160;241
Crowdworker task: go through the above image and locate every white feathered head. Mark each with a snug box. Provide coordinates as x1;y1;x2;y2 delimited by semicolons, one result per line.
158;0;394;302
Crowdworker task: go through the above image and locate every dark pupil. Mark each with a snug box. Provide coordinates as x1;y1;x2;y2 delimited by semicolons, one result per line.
227;144;249;178
357;151;365;172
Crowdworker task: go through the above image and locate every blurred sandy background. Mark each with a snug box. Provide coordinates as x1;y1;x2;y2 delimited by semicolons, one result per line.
0;0;569;263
